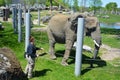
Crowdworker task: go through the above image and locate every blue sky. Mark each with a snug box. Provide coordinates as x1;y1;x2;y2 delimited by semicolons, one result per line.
68;0;120;8
102;0;120;7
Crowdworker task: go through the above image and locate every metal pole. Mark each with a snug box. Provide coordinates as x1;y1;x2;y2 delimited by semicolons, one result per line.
12;7;15;30
25;13;30;52
37;0;40;26
12;7;17;33
75;18;84;76
24;5;26;26
18;5;22;42
38;7;40;26
14;7;18;33
28;9;30;14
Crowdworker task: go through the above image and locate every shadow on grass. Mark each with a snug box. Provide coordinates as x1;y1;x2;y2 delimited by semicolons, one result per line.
33;69;52;77
55;49;107;75
39;52;47;56
81;56;106;75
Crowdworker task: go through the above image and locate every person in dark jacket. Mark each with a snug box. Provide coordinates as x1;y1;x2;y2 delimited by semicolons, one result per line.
24;36;43;78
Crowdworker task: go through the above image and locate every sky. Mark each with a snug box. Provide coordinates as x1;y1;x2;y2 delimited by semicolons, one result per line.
77;0;120;8
101;0;120;7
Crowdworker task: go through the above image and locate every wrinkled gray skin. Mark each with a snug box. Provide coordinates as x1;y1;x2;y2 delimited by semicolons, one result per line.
47;13;101;66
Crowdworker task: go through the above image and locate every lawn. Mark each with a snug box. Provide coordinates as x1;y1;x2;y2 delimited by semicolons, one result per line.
0;11;120;80
98;14;120;23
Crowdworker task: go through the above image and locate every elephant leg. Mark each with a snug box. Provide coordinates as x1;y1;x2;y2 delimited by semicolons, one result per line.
47;28;56;59
61;39;73;66
49;40;56;59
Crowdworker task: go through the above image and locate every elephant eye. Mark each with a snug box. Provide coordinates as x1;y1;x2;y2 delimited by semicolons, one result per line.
72;20;77;23
71;20;78;27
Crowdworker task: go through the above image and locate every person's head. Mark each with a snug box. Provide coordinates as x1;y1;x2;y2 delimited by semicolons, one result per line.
29;36;34;43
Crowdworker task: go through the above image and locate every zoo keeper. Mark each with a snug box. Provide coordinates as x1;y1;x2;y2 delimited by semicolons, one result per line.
24;36;43;78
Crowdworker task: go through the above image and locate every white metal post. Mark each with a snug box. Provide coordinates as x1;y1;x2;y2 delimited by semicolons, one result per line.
12;7;17;33
38;8;40;26
75;18;84;76
25;13;30;52
18;5;22;42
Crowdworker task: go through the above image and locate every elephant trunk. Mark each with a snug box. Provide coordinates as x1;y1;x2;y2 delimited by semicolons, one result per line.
93;40;101;59
93;45;99;59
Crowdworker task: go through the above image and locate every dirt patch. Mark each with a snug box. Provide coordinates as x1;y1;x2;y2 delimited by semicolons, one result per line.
100;44;120;60
0;47;27;80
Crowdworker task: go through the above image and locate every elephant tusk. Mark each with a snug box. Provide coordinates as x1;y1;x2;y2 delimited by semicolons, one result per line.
93;40;100;47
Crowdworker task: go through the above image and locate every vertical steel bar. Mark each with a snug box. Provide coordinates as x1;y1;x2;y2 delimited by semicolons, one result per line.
75;18;84;76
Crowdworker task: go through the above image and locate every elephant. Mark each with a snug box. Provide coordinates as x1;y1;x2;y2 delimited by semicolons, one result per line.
47;13;102;66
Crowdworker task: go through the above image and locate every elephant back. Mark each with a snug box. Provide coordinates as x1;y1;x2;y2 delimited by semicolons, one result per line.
49;14;69;25
48;14;70;32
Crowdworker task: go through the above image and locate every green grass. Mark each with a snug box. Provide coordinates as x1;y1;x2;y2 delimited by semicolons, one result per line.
0;20;120;80
98;14;120;23
100;28;120;48
101;28;120;35
102;34;120;48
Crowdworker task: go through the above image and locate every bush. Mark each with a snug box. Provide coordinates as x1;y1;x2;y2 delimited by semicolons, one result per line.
101;28;120;35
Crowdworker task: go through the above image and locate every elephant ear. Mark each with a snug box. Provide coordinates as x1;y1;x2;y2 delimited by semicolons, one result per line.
69;13;86;32
71;13;85;23
85;17;99;29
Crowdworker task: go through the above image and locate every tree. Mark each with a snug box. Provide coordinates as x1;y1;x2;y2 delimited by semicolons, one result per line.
0;0;5;6
79;0;87;12
4;0;12;7
106;2;117;14
21;0;36;26
36;0;46;26
73;0;79;11
22;0;36;13
49;0;52;11
37;0;46;4
89;0;102;14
